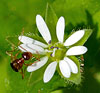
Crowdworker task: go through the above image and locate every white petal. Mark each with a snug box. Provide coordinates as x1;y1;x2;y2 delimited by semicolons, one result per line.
18;36;34;44
34;40;48;48
27;56;48;72
27;44;45;54
64;30;85;46
18;44;36;54
59;60;71;78
64;57;78;73
43;62;57;83
18;36;47;48
36;15;51;44
66;46;87;56
56;17;65;43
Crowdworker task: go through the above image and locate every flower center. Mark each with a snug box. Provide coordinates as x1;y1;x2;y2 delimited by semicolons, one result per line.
45;43;67;62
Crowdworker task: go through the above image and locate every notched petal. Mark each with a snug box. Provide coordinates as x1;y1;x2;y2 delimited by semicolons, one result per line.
18;35;48;48
64;57;78;74
43;61;57;83
56;16;65;43
36;15;51;44
18;44;36;54
18;36;34;44
27;56;48;72
66;46;88;56
27;44;45;54
64;30;85;46
59;60;71;78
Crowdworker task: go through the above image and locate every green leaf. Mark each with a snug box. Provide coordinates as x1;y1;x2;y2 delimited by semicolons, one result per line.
45;3;58;44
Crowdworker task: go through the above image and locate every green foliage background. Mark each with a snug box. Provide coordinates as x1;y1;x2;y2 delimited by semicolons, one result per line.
0;0;100;93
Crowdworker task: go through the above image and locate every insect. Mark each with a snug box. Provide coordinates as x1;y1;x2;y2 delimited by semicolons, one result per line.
6;28;40;78
7;46;40;79
10;52;33;72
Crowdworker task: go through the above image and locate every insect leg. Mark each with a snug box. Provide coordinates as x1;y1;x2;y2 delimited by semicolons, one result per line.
24;63;34;66
6;51;14;60
31;51;40;61
20;68;25;79
18;28;24;46
24;59;40;66
6;45;18;60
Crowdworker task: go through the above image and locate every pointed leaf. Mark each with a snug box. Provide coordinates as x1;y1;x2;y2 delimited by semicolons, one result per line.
45;4;58;43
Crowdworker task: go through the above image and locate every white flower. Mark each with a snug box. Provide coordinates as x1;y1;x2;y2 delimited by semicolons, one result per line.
18;15;87;83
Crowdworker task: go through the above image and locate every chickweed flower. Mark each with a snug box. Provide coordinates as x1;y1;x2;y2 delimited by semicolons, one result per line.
18;15;87;83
